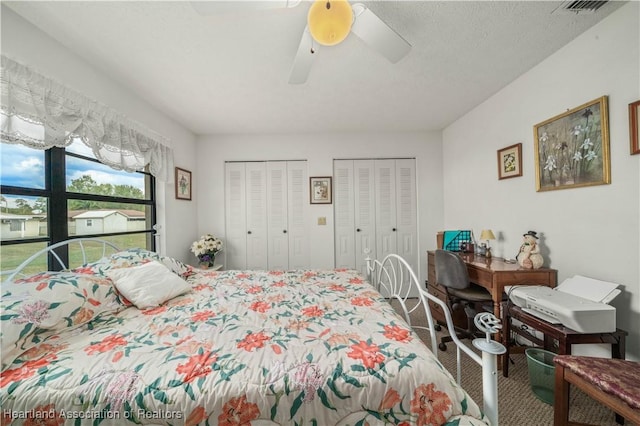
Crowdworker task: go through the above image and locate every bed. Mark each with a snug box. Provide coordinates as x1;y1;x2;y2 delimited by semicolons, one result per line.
1;239;502;425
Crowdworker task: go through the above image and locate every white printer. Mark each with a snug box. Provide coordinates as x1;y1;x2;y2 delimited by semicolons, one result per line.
508;275;621;333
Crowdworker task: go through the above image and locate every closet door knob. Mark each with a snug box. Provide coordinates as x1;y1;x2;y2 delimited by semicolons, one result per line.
356;228;361;232
247;231;252;235
392;228;397;232
283;230;287;233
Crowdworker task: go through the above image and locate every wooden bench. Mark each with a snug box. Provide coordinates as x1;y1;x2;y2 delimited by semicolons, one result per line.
554;355;640;425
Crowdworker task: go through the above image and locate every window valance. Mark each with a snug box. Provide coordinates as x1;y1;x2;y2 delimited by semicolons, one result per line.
0;55;174;182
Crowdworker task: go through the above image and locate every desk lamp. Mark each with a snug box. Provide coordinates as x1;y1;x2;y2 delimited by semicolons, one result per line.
480;229;496;258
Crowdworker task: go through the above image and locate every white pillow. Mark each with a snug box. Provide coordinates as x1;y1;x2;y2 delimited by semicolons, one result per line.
107;261;191;309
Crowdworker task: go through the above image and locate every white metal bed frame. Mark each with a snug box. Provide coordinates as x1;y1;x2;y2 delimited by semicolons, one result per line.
367;254;506;426
2;237;121;283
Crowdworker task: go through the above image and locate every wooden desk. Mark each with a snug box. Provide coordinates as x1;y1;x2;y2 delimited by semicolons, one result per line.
426;251;558;323
502;303;627;378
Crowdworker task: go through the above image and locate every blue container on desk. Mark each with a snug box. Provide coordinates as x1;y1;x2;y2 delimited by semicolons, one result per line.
525;348;556;405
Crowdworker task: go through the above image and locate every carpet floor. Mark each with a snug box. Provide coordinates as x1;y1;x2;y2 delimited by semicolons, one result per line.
396;300;624;426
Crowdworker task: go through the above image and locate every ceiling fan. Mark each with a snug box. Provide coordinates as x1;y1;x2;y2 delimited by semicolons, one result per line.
190;0;411;84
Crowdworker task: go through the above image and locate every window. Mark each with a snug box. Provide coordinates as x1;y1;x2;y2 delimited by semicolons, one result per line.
1;140;156;275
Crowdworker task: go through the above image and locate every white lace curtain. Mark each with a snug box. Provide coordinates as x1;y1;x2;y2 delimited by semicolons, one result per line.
0;55;174;182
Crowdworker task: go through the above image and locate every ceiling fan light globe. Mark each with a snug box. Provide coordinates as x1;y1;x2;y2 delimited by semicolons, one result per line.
308;0;353;46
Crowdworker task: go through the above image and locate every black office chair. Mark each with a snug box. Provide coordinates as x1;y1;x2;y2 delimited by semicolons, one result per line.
435;249;493;351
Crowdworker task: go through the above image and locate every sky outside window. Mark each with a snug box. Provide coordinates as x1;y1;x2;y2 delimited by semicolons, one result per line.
1;141;147;207
0;142;45;189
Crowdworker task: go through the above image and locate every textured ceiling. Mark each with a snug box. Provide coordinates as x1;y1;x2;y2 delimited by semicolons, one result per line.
3;1;625;135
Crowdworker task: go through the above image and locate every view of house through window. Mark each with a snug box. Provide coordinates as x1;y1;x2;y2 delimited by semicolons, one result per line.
0;139;156;276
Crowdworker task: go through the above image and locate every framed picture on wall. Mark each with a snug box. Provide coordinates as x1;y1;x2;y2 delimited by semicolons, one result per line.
309;176;332;204
497;143;523;180
630;100;640;155
175;167;192;200
534;96;610;192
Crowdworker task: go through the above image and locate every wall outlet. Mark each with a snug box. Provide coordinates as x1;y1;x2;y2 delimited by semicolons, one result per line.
318;217;326;225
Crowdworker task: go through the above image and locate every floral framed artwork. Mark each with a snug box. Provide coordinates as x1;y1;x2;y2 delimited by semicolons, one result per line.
630;100;640;155
175;167;192;200
534;96;610;192
309;176;332;204
497;143;522;180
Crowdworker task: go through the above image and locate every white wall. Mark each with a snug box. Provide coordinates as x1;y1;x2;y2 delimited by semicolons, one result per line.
443;2;640;359
196;132;443;282
1;6;198;262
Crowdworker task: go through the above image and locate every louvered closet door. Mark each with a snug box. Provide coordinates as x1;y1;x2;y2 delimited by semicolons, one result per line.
333;158;417;278
287;161;309;269
354;160;377;276
395;159;418;275
245;162;268;270
334;160;356;269
225;162;247;269
375;159;398;262
267;162;289;270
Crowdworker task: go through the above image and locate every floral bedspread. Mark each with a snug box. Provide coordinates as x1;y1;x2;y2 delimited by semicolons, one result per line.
2;264;488;425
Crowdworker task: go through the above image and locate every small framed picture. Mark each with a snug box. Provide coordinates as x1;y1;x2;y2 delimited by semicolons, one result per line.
497;143;523;180
175;167;192;200
630;100;640;155
309;176;332;204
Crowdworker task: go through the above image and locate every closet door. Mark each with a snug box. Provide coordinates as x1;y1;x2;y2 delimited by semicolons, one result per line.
375;159;398;261
395;159;418;275
333;158;418;279
287;161;309;269
224;162;247;269
334;160;355;269
245;162;268;270
354;160;376;275
267;162;289;270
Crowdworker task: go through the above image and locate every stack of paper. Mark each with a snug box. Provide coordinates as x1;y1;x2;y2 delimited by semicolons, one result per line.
556;275;621;304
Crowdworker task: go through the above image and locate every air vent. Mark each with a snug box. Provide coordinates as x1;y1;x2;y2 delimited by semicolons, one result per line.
555;0;608;14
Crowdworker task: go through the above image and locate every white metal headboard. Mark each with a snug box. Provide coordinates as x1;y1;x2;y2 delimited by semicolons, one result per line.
3;238;120;283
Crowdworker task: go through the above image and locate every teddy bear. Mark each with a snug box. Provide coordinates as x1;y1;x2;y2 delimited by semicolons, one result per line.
517;231;544;269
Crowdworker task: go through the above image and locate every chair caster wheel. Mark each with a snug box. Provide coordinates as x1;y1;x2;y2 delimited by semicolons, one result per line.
435;324;442;332
438;342;447;351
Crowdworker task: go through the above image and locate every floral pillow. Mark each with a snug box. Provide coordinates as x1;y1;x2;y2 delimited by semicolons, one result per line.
73;248;193;278
161;255;194;278
72;248;161;274
1;271;122;369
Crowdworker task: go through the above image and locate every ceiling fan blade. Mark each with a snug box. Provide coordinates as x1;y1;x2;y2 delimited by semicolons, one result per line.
190;0;302;15
289;26;317;84
350;3;411;64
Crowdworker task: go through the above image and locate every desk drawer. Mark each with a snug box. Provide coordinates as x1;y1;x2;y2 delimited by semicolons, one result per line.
468;267;492;287
428;283;447;300
499;271;555;286
428;299;447;324
427;284;467;329
427;283;447;325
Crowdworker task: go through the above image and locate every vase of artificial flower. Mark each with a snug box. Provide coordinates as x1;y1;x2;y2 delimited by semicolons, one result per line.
191;234;223;269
